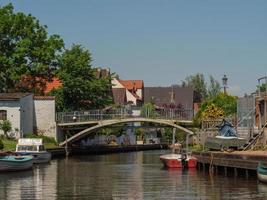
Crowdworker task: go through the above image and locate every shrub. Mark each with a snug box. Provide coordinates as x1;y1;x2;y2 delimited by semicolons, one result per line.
24;134;57;145
0;120;12;138
0;139;3;150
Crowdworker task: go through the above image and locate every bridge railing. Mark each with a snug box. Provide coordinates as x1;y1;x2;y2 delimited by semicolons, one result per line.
56;108;193;124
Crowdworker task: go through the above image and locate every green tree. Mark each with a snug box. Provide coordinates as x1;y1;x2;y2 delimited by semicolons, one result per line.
257;83;267;93
0;4;64;94
141;103;157;118
182;73;207;99
0;120;12;138
194;93;237;125
135;128;145;141
52;44;113;111
182;74;222;101
207;75;221;99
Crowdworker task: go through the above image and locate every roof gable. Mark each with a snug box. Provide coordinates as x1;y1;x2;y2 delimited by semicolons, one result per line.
119;80;144;90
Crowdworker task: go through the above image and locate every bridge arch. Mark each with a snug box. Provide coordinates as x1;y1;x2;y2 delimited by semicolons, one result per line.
59;118;194;146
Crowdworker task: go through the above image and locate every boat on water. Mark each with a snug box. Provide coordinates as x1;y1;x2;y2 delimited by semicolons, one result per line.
160;132;197;169
257;162;267;183
160;153;197;168
0;154;33;172
15;138;51;164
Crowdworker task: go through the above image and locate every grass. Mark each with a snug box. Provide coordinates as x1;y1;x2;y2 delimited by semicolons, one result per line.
2;138;17;151
1;135;59;151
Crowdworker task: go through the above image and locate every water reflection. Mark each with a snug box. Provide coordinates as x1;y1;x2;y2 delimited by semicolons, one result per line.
0;150;267;199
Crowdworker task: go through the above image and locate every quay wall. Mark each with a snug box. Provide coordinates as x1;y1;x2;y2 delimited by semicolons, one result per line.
48;144;168;158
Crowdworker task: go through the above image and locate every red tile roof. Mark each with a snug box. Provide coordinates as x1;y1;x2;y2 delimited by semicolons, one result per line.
44;78;62;94
34;96;55;100
118;80;144;90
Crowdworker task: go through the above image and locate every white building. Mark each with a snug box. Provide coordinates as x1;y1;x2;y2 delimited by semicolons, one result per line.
0;93;56;139
33;96;56;138
112;77;144;106
0;93;33;138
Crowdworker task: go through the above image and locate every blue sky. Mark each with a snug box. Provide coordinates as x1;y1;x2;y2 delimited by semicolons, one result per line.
1;0;267;96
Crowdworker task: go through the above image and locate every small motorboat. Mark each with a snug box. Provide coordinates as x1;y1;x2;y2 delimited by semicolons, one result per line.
160;128;197;169
16;138;51;164
160;153;197;168
257;162;267;183
0;154;33;172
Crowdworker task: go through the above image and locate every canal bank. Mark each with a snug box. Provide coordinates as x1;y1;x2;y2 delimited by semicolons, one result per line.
47;144;168;157
1;150;266;199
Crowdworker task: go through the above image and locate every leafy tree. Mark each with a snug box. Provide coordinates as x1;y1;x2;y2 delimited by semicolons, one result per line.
141;103;157;118
0;120;12;138
257;83;267;93
135;128;145;141
182;73;207;99
0;4;64;94
211;93;237;116
182;74;222;100
194;93;237;125
201;103;225;119
207;75;221;99
163;128;186;144
52;44;113;111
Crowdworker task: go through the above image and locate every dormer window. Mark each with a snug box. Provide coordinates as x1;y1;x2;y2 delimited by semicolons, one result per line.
0;110;7;120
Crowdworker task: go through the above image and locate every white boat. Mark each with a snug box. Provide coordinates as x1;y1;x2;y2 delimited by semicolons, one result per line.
0;154;33;171
15;138;51;164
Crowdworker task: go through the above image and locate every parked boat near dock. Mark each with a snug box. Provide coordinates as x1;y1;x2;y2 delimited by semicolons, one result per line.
16;138;51;164
0;154;33;172
257;162;267;183
160;153;197;168
159;128;197;169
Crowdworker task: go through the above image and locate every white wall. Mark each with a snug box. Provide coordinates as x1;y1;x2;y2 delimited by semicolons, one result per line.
136;89;143;100
20;94;34;136
111;78;124;88
0;100;21;137
34;99;56;138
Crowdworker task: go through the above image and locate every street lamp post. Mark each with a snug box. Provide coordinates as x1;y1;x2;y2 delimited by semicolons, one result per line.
222;75;228;95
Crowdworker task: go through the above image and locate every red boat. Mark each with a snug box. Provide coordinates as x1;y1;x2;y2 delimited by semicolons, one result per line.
160;154;197;168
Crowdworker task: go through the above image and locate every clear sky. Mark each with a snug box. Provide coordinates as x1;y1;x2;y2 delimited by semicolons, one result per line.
1;0;267;96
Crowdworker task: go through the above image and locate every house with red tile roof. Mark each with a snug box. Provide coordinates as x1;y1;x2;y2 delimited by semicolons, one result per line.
44;68;111;95
44;77;62;94
112;77;144;106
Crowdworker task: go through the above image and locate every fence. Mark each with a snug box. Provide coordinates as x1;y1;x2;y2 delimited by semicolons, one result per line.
56;108;194;124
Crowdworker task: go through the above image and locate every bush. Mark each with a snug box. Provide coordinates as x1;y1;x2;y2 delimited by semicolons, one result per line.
0;139;4;150
24;134;57;145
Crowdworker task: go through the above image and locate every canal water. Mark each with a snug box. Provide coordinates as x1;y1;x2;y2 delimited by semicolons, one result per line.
0;150;267;200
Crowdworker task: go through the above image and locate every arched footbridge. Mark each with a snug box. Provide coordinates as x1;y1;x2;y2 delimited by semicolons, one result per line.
57;109;194;146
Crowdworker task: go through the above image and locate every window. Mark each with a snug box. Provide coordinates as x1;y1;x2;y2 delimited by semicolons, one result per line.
0;110;7;120
17;145;38;151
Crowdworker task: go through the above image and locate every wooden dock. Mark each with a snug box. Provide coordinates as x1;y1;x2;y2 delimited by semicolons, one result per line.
192;151;267;172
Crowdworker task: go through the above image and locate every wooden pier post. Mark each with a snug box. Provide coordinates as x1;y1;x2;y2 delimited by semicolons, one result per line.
234;168;238;177
246;169;249;179
224;167;227;176
65;133;69;157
